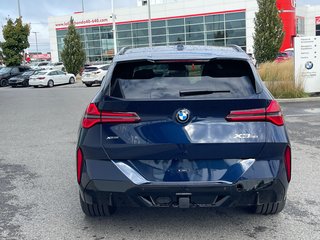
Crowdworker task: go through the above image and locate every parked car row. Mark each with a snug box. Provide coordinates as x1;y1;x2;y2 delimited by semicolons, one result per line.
0;66;75;88
0;66;31;87
0;62;110;88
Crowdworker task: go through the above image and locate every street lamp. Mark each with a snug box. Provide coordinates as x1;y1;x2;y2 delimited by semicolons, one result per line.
32;32;39;54
147;0;152;47
81;0;84;12
17;0;21;18
111;0;117;55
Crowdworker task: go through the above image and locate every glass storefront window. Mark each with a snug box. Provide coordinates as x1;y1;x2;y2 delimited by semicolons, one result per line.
132;22;148;30
207;31;225;39
186;24;204;33
118;38;133;47
86;33;100;41
226;29;246;38
205;14;224;23
101;32;113;39
57;30;67;36
185;16;203;25
89;48;102;56
117;24;132;31
100;26;112;32
117;31;132;39
152;27;166;35
169;34;185;43
86;41;101;48
186;40;205;45
226;37;246;46
153;35;166;43
206;22;224;31
207;39;225;46
133;37;148;45
133;29;148;37
152;20;165;28
225;20;245;29
168;26;185;34
186;32;204;41
225;12;245;21
167;18;184;26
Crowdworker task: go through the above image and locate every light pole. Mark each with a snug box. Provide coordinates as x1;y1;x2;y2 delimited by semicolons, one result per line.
147;0;152;47
17;0;21;18
81;0;84;12
32;32;39;54
111;0;117;55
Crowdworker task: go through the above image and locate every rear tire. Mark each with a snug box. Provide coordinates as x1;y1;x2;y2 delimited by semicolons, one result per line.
47;80;54;88
79;194;116;217
23;81;29;87
252;199;286;215
69;77;75;84
85;83;92;87
0;79;8;87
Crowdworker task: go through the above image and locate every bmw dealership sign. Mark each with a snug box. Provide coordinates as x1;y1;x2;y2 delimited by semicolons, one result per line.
295;37;320;93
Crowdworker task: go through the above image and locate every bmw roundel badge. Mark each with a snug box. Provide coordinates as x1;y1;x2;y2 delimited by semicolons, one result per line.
176;109;190;123
305;61;313;70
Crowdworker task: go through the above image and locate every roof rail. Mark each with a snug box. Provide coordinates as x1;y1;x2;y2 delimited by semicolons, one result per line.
227;44;244;52
118;46;131;55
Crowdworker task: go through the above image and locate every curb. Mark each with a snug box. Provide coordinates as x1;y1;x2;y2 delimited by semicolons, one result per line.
277;96;320;103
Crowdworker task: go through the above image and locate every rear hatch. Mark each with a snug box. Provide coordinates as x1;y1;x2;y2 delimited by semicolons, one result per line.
95;59;273;183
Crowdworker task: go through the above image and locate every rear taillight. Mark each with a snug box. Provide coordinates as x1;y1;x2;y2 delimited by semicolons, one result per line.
93;70;102;74
37;77;45;80
77;148;83;184
284;146;291;182
225;100;284;126
82;103;140;128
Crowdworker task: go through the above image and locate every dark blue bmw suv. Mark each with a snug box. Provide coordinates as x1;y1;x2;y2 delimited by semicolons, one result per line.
77;45;291;216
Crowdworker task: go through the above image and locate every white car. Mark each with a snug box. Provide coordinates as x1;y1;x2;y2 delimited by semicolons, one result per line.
29;70;75;88
82;64;109;87
44;62;65;71
30;61;50;70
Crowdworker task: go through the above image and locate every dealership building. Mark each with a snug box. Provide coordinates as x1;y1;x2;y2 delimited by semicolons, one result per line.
48;0;320;63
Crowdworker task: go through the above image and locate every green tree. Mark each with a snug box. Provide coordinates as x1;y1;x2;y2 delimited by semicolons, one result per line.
0;17;30;66
61;17;86;75
253;0;284;64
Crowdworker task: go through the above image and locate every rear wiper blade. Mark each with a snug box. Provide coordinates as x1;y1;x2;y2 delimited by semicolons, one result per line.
179;89;230;97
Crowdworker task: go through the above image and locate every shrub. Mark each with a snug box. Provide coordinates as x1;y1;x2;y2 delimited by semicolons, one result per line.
258;60;307;98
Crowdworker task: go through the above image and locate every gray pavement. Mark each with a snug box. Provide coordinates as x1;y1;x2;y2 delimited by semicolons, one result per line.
0;85;319;240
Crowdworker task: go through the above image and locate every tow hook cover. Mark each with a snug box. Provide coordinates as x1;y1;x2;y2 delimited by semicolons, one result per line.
178;197;190;208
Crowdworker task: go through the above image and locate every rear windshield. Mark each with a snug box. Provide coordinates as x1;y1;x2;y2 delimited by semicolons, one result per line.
110;60;256;99
84;67;98;72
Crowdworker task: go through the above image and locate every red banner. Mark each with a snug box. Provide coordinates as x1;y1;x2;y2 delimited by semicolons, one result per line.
30;53;51;60
316;16;320;25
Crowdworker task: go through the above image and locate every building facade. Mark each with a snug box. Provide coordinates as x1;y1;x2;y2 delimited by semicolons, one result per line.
296;5;320;37
48;0;314;63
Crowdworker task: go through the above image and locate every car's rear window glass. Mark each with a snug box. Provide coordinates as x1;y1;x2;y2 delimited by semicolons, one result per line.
34;71;47;75
110;60;256;99
84;67;98;72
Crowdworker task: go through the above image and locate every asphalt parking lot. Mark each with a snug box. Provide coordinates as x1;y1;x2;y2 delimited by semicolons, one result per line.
0;84;319;240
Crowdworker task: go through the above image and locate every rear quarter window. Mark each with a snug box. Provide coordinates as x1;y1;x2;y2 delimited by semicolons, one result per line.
109;60;256;99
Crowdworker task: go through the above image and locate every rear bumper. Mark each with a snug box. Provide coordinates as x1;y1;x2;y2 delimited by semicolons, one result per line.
29;80;46;86
82;77;102;84
80;178;286;208
79;158;288;208
9;80;27;86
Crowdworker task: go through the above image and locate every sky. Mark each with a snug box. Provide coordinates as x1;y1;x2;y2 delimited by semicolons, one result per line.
0;0;319;53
